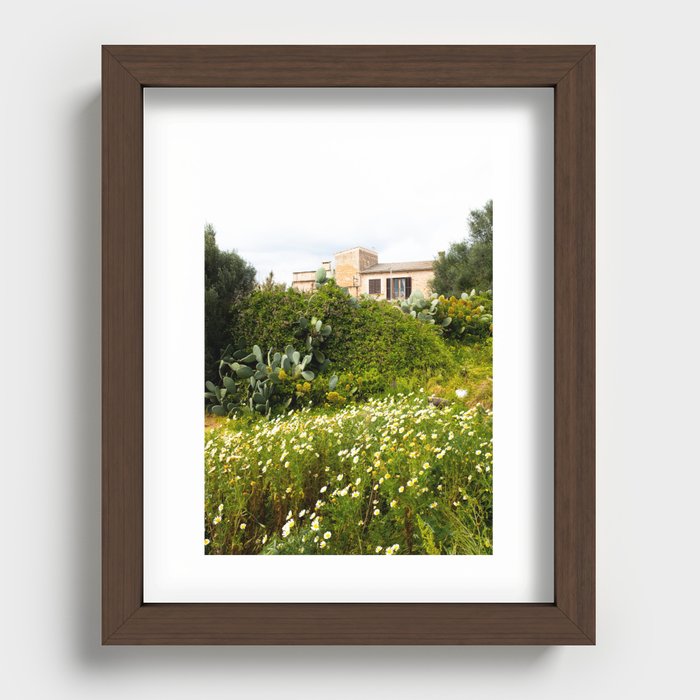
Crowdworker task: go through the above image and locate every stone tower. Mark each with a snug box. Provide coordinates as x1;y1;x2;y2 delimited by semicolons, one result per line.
333;247;379;297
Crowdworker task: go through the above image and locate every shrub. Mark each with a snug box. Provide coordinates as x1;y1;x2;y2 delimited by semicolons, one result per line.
395;289;442;325
394;289;493;344
232;287;308;353
206;316;337;418
232;280;457;383
434;290;493;342
304;367;391;406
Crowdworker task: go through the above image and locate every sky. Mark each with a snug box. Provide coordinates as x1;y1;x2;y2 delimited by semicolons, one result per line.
149;89;496;285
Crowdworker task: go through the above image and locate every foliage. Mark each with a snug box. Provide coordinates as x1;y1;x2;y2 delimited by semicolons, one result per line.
431;199;493;296
466;199;493;246
315;266;328;286
205;224;256;381
395;288;492;344
204;394;493;555
257;270;287;292
434;290;493;342
233;279;457;382
233;286;308;354
396;289;443;326
205;316;336;418
425;339;493;408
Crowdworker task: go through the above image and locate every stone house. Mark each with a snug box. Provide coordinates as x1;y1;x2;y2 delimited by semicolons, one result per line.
289;260;333;294
291;246;434;300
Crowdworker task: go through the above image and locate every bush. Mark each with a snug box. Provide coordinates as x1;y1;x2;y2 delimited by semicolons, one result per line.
393;289;492;344
304;367;391;406
435;290;493;343
232;287;308;353
206;316;336;418
232;280;457;384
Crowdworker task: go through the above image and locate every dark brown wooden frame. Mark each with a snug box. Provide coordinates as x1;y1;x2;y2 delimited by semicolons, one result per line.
102;45;595;645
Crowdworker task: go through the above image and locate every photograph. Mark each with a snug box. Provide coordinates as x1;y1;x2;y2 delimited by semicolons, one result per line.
202;106;494;555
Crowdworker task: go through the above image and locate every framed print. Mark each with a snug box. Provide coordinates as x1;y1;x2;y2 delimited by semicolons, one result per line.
102;45;595;644
144;87;553;606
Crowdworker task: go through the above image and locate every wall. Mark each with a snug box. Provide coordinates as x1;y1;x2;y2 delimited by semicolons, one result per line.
291;271;317;292
292;261;332;291
334;247;379;296
1;2;699;699
362;269;434;298
290;275;316;292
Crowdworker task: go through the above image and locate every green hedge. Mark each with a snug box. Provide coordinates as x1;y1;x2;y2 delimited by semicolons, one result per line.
231;280;456;386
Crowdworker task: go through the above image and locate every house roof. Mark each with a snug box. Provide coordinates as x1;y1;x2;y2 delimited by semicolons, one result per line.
361;260;434;274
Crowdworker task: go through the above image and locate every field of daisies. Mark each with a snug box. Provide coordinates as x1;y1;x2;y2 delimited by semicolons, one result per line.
205;390;492;555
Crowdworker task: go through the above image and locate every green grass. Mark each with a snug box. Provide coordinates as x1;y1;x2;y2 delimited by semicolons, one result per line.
204;392;493;555
424;340;493;408
360;338;492;408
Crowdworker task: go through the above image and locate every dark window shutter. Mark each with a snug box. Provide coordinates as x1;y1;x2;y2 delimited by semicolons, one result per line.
368;279;381;295
405;277;412;298
386;278;392;299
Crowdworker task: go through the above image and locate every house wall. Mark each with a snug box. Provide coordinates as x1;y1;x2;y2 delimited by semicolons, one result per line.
291;261;333;293
333;248;378;296
361;268;433;299
290;272;316;293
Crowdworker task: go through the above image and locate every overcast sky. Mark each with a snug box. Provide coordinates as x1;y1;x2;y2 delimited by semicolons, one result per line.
149;89;495;285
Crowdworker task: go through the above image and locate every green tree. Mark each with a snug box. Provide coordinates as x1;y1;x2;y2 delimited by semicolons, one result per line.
467;199;493;245
205;223;256;380
431;199;493;296
258;270;287;292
